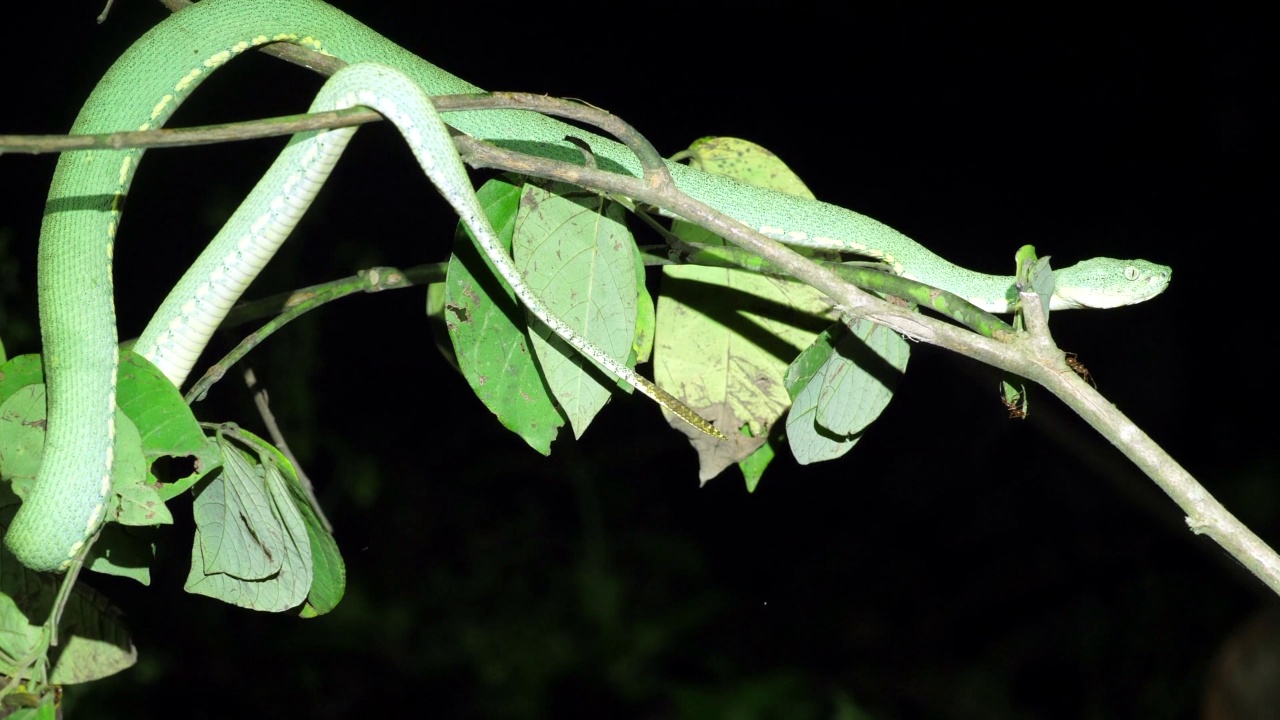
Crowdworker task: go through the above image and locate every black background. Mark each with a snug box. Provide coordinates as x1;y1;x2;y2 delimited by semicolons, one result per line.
1;2;1275;718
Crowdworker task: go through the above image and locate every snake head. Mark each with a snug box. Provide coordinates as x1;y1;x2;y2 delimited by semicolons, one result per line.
1051;258;1172;310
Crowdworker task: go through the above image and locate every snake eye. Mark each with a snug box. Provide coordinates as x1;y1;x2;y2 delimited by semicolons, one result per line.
1124;266;1140;281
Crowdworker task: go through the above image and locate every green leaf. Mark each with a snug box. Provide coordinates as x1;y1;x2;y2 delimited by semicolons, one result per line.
515;184;639;438
0;355;42;410
0;386;51;495
184;432;312;612
192;441;282;580
784;320;909;464
0;587;43;674
294;502;344;618
84;525;157;585
0;508;137;686
445;176;566;454
103;409;162;527
1028;256;1055;314
117;353;207;459
737;433;776;493
657;138;836;483
1001;377;1028;420
47;580;137;685
424;281;460;373
225;428;344;617
0;355;45;507
632;243;657;365
116;352;219;501
1015;244;1039;284
680;137;816;197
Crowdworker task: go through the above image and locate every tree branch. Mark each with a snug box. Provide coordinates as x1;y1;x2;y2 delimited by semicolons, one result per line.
23;0;1277;597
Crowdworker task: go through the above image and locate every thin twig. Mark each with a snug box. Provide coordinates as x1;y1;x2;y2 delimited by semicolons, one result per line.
185;266;422;403
243;369;332;533
47;527;101;646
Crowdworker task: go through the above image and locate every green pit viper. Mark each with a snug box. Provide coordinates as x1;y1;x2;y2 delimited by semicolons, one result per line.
6;0;1171;571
